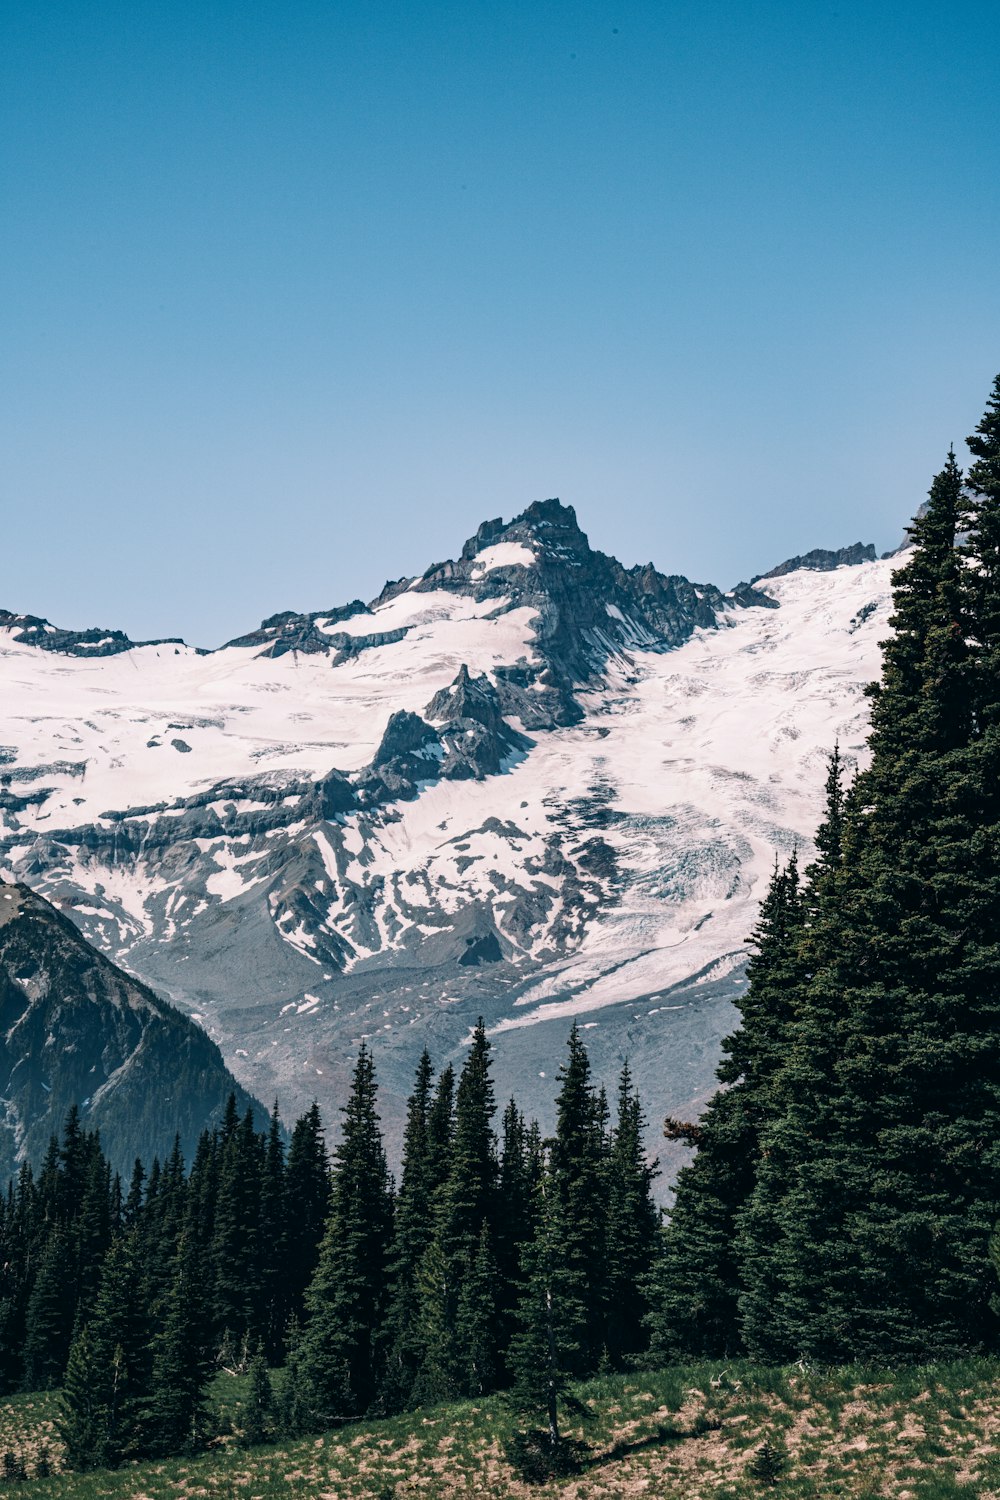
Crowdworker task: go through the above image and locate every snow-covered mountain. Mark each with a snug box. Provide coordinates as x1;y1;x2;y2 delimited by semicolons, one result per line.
0;500;896;1166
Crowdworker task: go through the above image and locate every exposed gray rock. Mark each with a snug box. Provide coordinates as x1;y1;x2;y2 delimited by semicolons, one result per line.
0;881;265;1179
752;542;877;583
0;609;194;657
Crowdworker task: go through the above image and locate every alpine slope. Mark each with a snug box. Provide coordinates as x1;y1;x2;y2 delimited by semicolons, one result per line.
0;500;898;1166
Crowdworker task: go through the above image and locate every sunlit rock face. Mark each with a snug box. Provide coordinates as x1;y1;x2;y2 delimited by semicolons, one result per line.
0;499;893;1179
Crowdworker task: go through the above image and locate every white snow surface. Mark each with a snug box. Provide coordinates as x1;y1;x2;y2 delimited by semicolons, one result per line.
0;553;896;1033
469;542;536;578
0;595;538;823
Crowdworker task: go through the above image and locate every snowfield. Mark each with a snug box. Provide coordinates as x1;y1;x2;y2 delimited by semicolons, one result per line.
0;515;899;1152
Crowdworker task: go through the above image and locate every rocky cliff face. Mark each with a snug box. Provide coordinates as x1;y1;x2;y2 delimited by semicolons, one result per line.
0;883;265;1178
0;499;891;1175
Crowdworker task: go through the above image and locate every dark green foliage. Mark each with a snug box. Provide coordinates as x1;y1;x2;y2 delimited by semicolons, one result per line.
1;1031;660;1465
21;1226;75;1391
651;383;1000;1368
284;1102;331;1326
379;1052;437;1411
239;1345;276;1447
604;1063;659;1367
58;1234;151;1469
548;1024;611;1373
260;1102;288;1360
2;1449;27;1481
210;1107;264;1346
455;1221;500;1396
146;1229;215;1455
506;1151;588;1463
277;1318;312;1438
651;849;805;1360
300;1046;392;1423
494;1101;543;1368
414;1021;499;1400
749;1439;786;1484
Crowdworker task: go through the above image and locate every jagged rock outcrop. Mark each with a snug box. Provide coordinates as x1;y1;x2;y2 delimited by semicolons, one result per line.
0;500;900;1179
0;609;192;658
751;542;877;583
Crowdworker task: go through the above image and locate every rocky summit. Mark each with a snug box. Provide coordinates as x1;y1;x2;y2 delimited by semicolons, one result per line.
0;500;896;1174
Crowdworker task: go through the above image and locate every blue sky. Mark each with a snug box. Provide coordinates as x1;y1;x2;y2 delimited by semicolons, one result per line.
3;1;999;645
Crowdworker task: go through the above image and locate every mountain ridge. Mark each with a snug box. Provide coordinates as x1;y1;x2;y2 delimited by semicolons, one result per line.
0;880;266;1177
0;499;893;1173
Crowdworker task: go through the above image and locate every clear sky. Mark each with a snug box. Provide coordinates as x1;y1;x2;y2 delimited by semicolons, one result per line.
3;1;999;646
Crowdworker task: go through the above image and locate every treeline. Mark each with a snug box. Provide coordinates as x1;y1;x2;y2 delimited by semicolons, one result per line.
652;375;1000;1365
0;1023;660;1467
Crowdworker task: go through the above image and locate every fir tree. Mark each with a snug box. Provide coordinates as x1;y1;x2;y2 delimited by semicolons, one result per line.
547;1024;609;1373
650;847;805;1359
604;1063;658;1367
415;1022;498;1398
739;435;1000;1360
507;1157;580;1457
300;1046;392;1422
22;1227;75;1390
284;1103;331;1325
239;1344;275;1447
211;1110;264;1347
58;1234;150;1469
380;1051;435;1411
146;1229;215;1456
277;1318;311;1438
260;1102;288;1360
455;1221;500;1396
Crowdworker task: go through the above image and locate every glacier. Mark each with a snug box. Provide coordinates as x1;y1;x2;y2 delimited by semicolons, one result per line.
0;501;896;1172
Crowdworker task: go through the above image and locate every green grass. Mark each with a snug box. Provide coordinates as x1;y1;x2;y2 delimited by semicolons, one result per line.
1;1359;999;1497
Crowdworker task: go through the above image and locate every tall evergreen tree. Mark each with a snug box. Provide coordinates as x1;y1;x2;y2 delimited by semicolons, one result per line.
300;1046;392;1422
380;1051;436;1411
146;1229;215;1456
604;1063;658;1367
738;437;1000;1360
547;1025;609;1373
58;1235;151;1470
507;1155;580;1456
260;1102;288;1360
284;1103;331;1327
415;1022;499;1398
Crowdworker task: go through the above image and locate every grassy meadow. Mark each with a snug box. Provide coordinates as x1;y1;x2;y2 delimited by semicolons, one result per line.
2;1361;1000;1498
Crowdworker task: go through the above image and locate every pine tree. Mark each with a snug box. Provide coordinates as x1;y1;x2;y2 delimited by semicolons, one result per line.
547;1024;609;1374
300;1046;392;1423
239;1344;275;1447
58;1234;151;1469
269;1317;306;1437
604;1063;658;1367
259;1102;288;1360
506;1156;580;1459
965;373;1000;720
650;848;806;1359
455;1221;500;1396
494;1100;543;1371
380;1051;436;1410
737;434;1000;1360
415;1022;498;1398
146;1229;215;1456
284;1103;331;1326
211;1110;264;1349
426;1063;456;1190
22;1227;75;1390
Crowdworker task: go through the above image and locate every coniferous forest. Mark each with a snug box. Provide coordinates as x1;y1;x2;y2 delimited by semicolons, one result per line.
6;377;1000;1478
0;1023;660;1469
